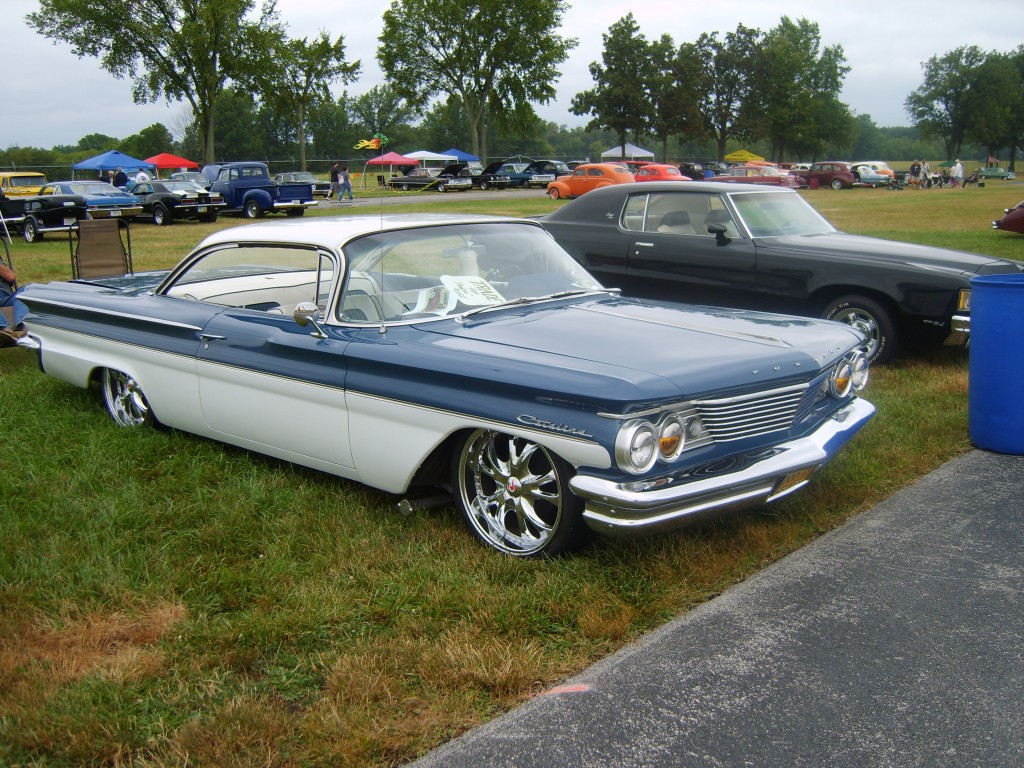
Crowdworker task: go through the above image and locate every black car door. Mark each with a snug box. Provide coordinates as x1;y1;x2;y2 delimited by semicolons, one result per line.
622;191;758;306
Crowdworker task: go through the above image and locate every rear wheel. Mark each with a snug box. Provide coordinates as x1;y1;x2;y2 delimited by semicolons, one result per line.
101;368;154;427
822;294;898;363
285;208;305;217
830;178;844;191
22;217;41;243
452;428;588;556
244;199;264;219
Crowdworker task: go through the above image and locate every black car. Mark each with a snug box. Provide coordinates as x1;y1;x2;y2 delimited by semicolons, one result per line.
2;193;89;243
389;165;472;192
125;180;225;225
505;160;571;188
462;161;511;190
540;182;1024;362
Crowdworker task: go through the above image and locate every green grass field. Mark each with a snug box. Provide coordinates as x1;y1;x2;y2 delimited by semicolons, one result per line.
1;182;1022;766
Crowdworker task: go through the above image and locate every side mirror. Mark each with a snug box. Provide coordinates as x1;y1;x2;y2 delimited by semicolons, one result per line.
293;301;327;338
707;222;730;245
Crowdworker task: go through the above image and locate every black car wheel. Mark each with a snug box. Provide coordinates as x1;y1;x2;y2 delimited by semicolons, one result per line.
437;182;448;193
22;217;41;243
199;210;218;224
478;180;489;191
399;183;410;191
286;208;305;217
452;428;588;557
152;203;171;226
822;294;897;363
244;199;264;219
101;368;154;428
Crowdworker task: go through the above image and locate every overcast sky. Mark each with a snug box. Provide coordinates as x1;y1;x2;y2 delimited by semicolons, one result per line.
2;0;1021;150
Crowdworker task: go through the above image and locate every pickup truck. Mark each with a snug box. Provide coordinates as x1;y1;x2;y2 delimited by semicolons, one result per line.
204;162;317;218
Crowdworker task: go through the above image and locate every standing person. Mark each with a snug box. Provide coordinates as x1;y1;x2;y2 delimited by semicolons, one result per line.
921;160;931;188
950;159;963;189
107;170;116;185
909;159;921;189
113;167;129;187
135;168;151;183
328;162;341;200
0;251;27;347
339;165;353;201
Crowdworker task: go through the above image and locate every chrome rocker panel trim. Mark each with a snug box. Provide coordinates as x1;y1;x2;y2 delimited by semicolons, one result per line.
570;398;876;537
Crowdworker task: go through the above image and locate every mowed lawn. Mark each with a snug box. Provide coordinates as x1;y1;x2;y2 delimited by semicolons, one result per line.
1;182;1021;766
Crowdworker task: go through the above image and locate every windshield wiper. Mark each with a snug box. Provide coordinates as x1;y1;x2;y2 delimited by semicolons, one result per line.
456;287;619;321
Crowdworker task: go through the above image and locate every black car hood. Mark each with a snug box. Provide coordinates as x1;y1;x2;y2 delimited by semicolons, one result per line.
481;161;505;175
766;232;1020;275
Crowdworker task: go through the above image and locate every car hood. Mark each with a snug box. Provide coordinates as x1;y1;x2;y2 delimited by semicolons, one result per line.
419;295;863;399
766;232;1021;275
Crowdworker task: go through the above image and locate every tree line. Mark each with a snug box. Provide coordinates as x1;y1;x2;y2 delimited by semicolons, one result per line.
15;1;1022;170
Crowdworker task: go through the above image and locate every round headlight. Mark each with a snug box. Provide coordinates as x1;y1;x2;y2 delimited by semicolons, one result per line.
830;359;853;398
658;415;685;461
616;420;659;474
850;352;870;391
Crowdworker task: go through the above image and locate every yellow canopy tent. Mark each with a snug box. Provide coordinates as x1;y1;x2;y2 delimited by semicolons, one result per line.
724;149;764;164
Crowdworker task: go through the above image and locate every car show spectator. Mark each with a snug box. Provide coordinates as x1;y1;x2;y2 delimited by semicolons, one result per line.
328;162;341;200
113;167;129;187
135;169;151;183
339;166;353;201
0;253;27;347
950;159;963;188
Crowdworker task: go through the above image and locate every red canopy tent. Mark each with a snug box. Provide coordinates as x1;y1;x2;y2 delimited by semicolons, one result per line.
144;153;200;178
362;151;419;187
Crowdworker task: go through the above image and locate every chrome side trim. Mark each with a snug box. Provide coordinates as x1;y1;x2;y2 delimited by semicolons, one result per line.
25;296;205;331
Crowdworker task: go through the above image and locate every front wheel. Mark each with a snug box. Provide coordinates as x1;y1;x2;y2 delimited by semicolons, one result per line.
152;203;171;226
101;368;154;427
244;199;264;219
548;187;561;200
822;294;897;363
478;180;489;190
452;429;588;556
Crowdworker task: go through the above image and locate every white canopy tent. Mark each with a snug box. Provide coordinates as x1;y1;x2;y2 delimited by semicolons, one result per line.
404;150;458;164
601;143;655;160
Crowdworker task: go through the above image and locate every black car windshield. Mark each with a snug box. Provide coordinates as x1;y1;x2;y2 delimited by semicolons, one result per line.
729;192;836;237
339;222;603;323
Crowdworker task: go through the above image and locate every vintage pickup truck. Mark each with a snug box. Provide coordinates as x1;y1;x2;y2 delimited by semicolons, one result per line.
204;162;317;218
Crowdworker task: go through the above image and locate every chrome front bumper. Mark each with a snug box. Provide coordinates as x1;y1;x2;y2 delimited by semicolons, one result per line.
570;398;875;537
946;314;970;346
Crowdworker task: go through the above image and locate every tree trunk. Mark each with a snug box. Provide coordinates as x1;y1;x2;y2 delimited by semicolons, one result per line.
298;103;307;171
202;108;216;166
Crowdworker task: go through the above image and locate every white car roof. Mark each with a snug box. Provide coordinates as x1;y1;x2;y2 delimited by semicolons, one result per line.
195;213;524;251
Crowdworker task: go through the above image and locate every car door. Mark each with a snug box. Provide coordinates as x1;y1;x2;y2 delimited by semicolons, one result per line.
167;242;357;471
622;191;757;306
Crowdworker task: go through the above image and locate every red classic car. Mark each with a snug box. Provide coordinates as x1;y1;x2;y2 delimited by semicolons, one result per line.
633;164;691;182
796;161;857;190
993;200;1024;234
546;163;634;199
714;165;800;188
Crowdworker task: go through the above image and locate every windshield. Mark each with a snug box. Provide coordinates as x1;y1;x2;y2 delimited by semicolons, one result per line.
338;222;603;324
729;192;836;237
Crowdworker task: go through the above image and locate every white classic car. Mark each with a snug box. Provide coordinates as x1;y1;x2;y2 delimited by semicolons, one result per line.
17;215;874;556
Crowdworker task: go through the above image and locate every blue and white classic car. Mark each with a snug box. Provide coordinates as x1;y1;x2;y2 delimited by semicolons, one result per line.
18;215;874;556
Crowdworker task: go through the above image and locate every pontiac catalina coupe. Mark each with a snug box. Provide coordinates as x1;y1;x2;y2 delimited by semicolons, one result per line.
18;215;873;556
541;182;1024;362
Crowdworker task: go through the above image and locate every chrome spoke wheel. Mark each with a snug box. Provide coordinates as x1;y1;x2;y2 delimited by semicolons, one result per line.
823;294;896;364
102;368;153;427
453;429;585;556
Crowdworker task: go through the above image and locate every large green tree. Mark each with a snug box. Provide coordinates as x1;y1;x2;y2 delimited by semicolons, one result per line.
571;14;653;156
687;25;762;161
378;0;575;161
249;32;360;170
747;17;852;162
26;0;282;165
905;45;987;159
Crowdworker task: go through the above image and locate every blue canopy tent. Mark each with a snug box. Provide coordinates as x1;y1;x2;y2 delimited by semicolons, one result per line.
72;150;156;179
442;148;480;163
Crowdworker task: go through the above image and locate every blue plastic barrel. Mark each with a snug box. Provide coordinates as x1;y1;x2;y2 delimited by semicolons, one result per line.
968;273;1024;454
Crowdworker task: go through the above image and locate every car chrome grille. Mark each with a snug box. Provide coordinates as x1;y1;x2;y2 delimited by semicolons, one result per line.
693;382;811;443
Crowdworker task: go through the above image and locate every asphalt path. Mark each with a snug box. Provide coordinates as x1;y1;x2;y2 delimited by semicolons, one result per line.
408;449;1024;767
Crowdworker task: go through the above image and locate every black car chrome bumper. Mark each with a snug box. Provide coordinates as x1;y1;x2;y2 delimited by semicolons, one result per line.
570;399;875;537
